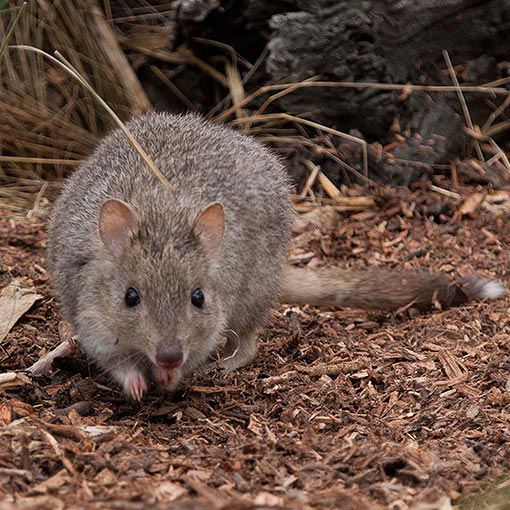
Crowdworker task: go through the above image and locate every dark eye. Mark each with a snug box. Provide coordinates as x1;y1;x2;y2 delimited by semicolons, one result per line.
191;288;204;308
125;287;141;307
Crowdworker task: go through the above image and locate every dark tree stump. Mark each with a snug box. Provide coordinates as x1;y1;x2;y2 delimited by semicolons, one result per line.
113;0;510;185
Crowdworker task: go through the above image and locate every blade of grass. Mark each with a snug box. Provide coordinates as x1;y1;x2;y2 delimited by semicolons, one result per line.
0;156;80;165
443;49;484;162
0;1;26;59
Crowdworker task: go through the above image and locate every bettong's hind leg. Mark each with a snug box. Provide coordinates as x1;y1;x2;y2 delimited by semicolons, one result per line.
220;328;258;372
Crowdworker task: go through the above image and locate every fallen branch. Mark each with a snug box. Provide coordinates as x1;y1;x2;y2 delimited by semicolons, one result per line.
27;332;77;376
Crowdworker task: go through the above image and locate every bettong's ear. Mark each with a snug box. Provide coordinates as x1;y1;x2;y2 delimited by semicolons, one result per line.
99;199;139;256
193;202;225;257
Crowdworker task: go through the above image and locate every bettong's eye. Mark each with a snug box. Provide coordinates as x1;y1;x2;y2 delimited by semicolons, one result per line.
191;288;205;308
125;287;141;307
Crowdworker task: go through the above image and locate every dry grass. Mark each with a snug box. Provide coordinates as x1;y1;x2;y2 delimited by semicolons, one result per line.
0;0;150;212
2;1;510;214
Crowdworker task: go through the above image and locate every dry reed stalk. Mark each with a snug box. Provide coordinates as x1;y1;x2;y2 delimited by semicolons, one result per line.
443;50;484;163
149;65;197;111
0;156;79;166
257;134;375;186
213;79;510;124
177;45;229;88
254;77;320;118
224;60;247;121
429;184;461;200
88;2;151;114
53;49;172;191
304;160;340;199
120;44;183;64
488;140;510;173
464;126;510;173
484;119;510;139
0;1;25;59
193;37;253;71
482;92;510;133
300;161;321;199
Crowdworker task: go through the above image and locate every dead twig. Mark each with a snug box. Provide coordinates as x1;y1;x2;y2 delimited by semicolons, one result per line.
443;49;484;163
27;340;76;376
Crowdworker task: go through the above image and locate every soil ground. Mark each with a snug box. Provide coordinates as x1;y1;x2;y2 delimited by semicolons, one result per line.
0;184;509;510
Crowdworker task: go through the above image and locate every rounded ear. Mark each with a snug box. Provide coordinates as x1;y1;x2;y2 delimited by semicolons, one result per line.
193;202;225;257
99;199;139;256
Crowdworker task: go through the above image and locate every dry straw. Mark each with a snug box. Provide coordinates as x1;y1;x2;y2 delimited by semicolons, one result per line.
0;0;151;211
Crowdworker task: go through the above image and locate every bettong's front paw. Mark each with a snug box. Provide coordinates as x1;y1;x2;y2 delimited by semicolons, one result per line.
122;369;148;401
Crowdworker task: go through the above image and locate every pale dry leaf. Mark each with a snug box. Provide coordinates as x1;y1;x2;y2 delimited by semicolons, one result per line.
0;372;31;391
185;469;211;482
95;468;116;485
247;414;264;437
481;190;510;215
253;492;285;507
0;278;42;343
1;496;65;510
154;481;187;502
292;206;339;234
412;496;452;510
78;425;120;438
0;402;13;426
466;405;480;419
455;192;486;219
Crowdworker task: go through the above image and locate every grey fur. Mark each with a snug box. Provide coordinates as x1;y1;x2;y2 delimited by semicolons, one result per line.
47;112;293;397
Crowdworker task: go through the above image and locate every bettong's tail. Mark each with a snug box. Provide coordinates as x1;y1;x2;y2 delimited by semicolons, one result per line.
280;266;506;310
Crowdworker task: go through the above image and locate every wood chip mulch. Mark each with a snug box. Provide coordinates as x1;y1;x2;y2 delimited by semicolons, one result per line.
0;185;509;510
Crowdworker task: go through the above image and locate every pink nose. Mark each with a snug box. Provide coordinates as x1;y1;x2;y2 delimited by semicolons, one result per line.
155;343;183;369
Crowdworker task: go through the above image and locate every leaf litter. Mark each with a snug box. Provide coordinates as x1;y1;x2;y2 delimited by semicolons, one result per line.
0;184;509;510
0;278;41;343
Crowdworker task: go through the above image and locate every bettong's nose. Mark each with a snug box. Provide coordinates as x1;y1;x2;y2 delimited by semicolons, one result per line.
155;342;184;369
